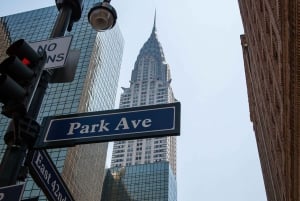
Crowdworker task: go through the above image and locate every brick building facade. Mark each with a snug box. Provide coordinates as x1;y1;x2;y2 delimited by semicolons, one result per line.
238;1;300;201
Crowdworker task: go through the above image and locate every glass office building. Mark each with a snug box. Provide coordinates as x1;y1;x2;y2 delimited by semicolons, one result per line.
101;162;177;201
0;1;124;200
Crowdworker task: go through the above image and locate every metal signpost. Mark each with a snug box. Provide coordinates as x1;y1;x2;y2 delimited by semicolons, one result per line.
0;183;24;201
27;150;74;201
35;102;181;149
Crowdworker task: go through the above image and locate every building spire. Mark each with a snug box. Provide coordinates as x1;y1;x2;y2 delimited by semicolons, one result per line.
152;10;157;33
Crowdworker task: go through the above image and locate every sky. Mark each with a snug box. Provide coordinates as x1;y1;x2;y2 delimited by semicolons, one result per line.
0;1;267;201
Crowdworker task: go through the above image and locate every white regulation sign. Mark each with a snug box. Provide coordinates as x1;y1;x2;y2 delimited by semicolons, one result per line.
30;35;72;69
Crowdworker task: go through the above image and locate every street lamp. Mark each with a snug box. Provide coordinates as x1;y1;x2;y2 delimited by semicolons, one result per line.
88;0;117;31
53;0;117;35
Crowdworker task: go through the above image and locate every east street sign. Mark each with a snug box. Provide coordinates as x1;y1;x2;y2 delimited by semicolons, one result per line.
35;102;180;149
29;36;72;69
27;150;74;201
0;183;24;201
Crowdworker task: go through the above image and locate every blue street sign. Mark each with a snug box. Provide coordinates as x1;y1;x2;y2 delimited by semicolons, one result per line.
0;183;24;201
27;150;74;201
35;103;180;149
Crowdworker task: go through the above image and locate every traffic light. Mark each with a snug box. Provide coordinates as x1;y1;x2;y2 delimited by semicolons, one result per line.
0;39;46;118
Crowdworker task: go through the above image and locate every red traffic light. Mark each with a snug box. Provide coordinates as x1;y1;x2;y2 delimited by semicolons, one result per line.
6;39;40;68
0;38;46;118
22;58;31;66
0;56;34;85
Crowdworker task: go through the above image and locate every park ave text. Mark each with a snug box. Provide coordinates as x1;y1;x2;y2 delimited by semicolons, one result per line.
66;117;152;135
37;104;178;148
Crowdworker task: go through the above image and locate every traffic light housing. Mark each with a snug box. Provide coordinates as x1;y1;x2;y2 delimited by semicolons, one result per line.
0;39;46;118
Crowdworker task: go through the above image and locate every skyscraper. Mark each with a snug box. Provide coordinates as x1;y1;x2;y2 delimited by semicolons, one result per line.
239;0;300;201
0;1;124;200
111;16;177;173
0;18;10;62
104;15;177;200
101;162;177;201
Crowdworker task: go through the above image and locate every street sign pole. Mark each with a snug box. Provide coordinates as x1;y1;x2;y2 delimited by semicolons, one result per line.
0;0;83;189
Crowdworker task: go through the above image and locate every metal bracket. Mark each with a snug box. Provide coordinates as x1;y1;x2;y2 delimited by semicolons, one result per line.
4;116;40;147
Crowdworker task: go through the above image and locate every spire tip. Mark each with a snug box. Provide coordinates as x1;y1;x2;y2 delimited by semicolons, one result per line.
152;10;157;33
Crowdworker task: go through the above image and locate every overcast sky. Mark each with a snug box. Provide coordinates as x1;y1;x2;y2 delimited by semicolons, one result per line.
1;1;267;201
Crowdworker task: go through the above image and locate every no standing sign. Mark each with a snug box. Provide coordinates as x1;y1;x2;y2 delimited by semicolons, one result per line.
29;35;72;69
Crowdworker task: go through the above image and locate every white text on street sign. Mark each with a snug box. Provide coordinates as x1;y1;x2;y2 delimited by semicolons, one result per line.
35;103;181;149
28;150;74;201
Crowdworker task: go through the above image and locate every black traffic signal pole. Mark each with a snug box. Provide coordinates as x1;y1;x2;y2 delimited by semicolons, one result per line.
0;0;83;187
28;5;74;119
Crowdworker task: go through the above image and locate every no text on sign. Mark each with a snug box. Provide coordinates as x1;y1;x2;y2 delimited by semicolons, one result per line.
29;36;72;69
35;102;181;149
0;183;24;201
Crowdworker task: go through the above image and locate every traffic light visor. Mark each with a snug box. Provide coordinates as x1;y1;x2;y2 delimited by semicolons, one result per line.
6;39;40;67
